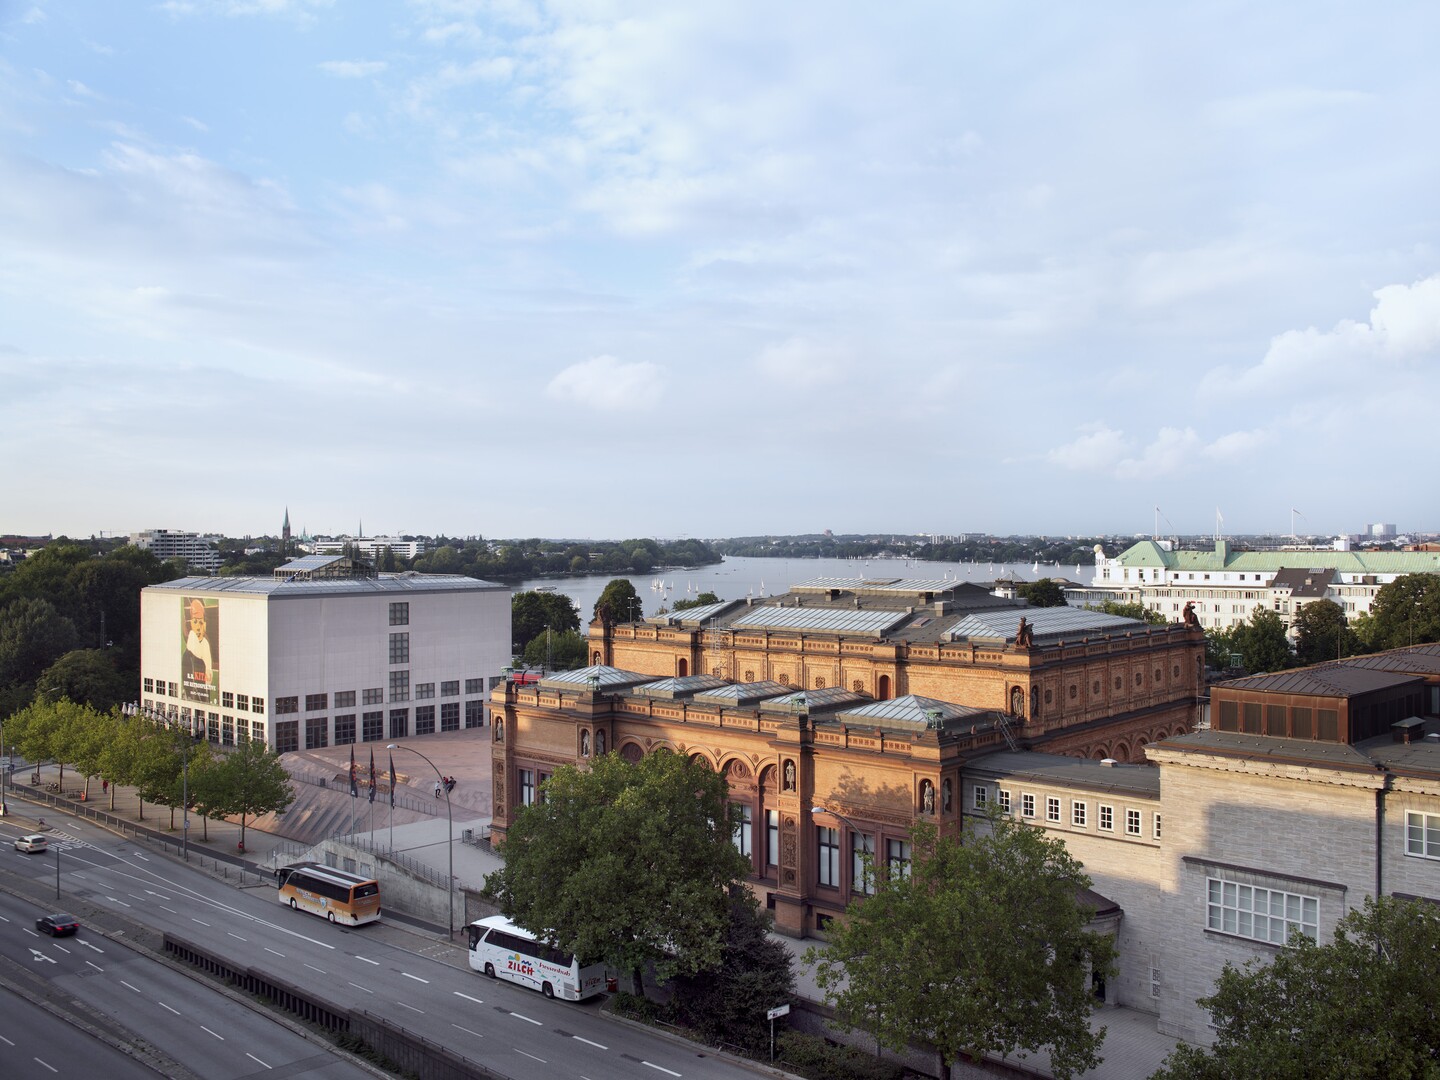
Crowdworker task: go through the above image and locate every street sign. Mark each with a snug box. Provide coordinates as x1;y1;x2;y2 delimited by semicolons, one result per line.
766;1004;790;1020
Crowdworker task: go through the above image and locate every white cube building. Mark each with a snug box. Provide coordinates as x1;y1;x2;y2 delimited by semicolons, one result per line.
139;556;510;752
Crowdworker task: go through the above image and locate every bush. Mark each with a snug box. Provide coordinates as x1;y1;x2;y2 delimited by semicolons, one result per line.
776;1031;908;1080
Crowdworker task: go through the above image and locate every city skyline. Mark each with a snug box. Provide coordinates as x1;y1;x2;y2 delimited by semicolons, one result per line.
2;3;1437;539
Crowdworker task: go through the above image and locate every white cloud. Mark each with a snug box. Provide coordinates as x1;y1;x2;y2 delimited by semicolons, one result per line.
753;337;848;389
181;115;209;133
319;60;388;79
1115;427;1201;479
1370;274;1440;355
545;355;664;411
1202;429;1271;462
1046;424;1129;472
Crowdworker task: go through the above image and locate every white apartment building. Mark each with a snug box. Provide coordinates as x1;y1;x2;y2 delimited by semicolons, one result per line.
1089;538;1440;635
130;528;222;573
312;536;429;560
138;556;509;752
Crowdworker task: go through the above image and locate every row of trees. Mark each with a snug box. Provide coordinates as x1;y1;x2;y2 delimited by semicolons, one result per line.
408;536;720;581
715;534;1108;566
5;698;293;846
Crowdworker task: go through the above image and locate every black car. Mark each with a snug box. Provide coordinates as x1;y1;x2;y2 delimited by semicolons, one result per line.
36;913;80;937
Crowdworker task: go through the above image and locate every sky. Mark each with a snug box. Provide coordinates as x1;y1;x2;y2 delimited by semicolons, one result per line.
2;2;1438;542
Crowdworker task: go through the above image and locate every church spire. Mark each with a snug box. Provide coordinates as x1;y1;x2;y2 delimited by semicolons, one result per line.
282;507;292;557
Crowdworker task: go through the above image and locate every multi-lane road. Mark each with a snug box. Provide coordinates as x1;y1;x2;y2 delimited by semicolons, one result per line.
0;817;773;1080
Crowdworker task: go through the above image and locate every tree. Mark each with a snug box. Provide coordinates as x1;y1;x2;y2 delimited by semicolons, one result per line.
1236;608;1294;674
36;648;132;714
486;749;751;991
593;578;642;625
0;596;79;715
1096;600;1169;626
521;629;588;671
1292;599;1359;666
671;591;722;613
1153;896;1440;1080
1205;625;1245;670
511;590;581;653
1017;578;1068;608
207;736;295;848
1356;574;1440;651
666;889;796;1054
810;812;1114;1079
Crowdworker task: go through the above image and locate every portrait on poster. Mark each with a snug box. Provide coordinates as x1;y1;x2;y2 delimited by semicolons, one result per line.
181;596;220;705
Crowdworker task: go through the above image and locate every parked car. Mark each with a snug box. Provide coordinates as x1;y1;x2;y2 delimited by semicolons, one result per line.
36;913;80;937
14;834;48;853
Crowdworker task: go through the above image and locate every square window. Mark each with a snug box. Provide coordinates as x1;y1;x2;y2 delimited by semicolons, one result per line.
1072;801;1087;828
305;693;327;712
252;697;265;715
415;704;436;735
363;688;383;706
464;700;484;728
389;670;409;701
236;694;249;712
362;711;384;741
275;696;299;715
465;678;484;695
1099;804;1114;831
274;720;298;753
1022;793;1036;818
415;682;435;700
1046;796;1061;823
334;714;356;744
389;602;409;626
222;691;234;709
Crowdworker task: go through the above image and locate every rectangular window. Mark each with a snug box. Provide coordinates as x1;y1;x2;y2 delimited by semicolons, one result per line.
388;708;409;739
465;678;484;695
441;702;460;731
1099;804;1114;832
767;810;780;868
415;682;435;699
886;838;912;881
363;688;383;706
415;704;435;735
518;768;535;807
207;713;219;742
252;697;265;715
732;803;753;858
1206;877;1318;944
1072;801;1088;828
274;720;299;754
1154;813;1163;840
464;700;484;728
1406;812;1440;859
389;633;410;664
1022;793;1036;818
1046;796;1061;823
389;670;409;701
252;720;265;743
222;716;235;746
275;696;299;715
851;833;875;896
389;602;409;626
998;788;1011;813
305;693;327;712
222;691;234;709
973;784;988;810
334;690;356;708
305;716;328;750
817;826;839;887
362;711;383;741
1126;808;1142;836
144;678;154;693
334;714;356;744
441;680;459;697
236;694;249;712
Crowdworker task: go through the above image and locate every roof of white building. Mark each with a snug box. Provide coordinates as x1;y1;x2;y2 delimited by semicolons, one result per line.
1114;539;1440;575
147;572;506;596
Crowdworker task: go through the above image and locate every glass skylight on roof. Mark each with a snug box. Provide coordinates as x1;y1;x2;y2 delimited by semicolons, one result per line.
731;606;909;635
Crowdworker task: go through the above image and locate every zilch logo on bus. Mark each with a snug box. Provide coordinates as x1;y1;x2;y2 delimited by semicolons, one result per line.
506;952;535;978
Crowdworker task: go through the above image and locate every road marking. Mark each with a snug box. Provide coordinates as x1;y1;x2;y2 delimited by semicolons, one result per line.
161;906;177;913
121;981;142;993
573;1036;608;1050
34;1058;58;1073
397;1001;423;1013
159;1002;181;1015
146;890;173;901
451;1023;484;1038
454;992;484;1005
264;947;285;957
134;853;149;861
402;972;429;983
85;960;103;972
79;940;103;953
355;955;380;965
347;982;373;994
53;944;71;954
107;897;131;907
515;1049;546;1064
0;1034;11;1045
200;1025;224;1040
511;1013;543;1027
246;1053;272;1069
129;894;149;902
192;919;211;927
227;932;247;941
642;1063;681;1076
304;963;327;974
29;950;55;964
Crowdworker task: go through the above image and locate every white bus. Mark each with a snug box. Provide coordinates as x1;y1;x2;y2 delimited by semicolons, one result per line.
466;915;606;1001
277;863;381;925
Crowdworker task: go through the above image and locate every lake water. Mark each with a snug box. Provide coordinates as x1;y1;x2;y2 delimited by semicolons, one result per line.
513;554;1096;622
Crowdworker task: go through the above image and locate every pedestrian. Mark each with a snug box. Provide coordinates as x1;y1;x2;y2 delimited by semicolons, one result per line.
102;779;108;794
434;781;442;799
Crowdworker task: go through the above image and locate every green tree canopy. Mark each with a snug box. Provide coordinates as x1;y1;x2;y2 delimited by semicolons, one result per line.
1236;607;1294;674
1292;599;1359;666
206;736;295;846
511;590;581;653
1017;577;1068;608
486;749;751;989
0;597;79;715
1355;574;1440;651
36;648;133;714
671;591;722;612
521;629;588;671
810;812;1114;1079
1153;896;1440;1080
1096;600;1169;626
593;578;642;625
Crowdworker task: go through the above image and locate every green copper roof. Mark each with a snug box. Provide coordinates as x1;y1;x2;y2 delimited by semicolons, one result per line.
1115;540;1440;575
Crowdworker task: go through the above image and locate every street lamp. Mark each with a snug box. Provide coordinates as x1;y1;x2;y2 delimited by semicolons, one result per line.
388;743;454;939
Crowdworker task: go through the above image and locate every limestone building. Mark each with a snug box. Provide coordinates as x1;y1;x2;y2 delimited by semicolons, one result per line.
139;555;509;752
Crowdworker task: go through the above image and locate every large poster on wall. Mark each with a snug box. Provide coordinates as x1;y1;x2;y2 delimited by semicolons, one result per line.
181;596;220;705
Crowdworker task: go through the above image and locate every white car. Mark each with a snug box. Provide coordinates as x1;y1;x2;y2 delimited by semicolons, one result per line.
14;834;48;853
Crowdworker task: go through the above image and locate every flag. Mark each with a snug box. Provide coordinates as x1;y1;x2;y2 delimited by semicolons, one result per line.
368;748;377;804
349;745;358;798
388;752;396;809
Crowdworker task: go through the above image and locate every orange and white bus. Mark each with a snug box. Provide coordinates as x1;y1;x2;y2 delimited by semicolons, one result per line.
277;863;381;926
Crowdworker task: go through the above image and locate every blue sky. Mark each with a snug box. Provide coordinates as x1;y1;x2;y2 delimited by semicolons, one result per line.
2;2;1437;541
